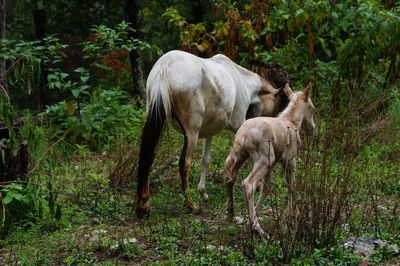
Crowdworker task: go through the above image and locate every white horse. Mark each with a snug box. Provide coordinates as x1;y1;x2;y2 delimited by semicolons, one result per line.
224;83;316;235
136;50;287;217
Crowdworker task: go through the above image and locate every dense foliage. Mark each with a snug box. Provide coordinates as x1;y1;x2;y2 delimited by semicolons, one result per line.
0;0;399;264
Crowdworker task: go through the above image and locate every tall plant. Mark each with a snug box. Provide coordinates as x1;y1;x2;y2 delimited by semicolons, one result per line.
162;0;400;110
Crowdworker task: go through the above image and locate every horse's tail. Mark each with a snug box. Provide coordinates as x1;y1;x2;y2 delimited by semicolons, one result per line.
136;64;171;217
146;64;173;121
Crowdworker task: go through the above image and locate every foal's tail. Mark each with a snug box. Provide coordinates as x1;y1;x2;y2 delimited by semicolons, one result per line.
136;65;172;217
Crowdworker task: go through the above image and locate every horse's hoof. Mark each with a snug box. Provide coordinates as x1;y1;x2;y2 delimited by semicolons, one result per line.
185;200;201;214
136;207;150;219
193;205;202;214
202;193;209;202
136;202;150;218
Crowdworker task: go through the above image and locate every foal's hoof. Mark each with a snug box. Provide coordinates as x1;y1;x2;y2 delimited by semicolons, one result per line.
215;169;224;176
253;226;268;237
202;193;209;202
233;216;244;225
198;188;209;202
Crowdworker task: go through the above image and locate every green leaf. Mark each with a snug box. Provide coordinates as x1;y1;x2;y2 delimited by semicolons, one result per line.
74;67;86;73
71;89;80;98
80;85;90;91
55;81;63;89
81;113;94;129
93;63;112;71
3;195;13;205
60;72;69;79
13;193;23;201
80;75;89;83
47;73;56;81
295;9;305;19
323;47;332;58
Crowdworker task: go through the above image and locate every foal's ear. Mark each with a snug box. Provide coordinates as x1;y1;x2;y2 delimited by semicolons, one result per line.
304;82;312;100
283;83;294;98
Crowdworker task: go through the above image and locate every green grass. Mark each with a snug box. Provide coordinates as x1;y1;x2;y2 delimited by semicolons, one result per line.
1;117;399;265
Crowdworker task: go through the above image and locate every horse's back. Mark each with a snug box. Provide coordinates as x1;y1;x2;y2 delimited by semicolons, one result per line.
147;51;237;135
149;50;205;90
146;50;262;138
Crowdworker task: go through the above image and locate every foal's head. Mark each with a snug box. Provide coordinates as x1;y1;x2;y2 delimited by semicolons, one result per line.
283;83;317;136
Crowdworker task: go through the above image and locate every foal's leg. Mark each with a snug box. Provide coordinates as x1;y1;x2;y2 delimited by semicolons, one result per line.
283;159;296;212
224;146;248;220
242;161;269;235
198;137;212;201
243;143;275;235
179;130;200;212
255;168;272;215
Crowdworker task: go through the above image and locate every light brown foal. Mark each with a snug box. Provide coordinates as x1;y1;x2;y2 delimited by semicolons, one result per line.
224;83;316;235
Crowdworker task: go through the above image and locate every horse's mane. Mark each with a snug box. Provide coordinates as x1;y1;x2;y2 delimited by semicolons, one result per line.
250;62;292;114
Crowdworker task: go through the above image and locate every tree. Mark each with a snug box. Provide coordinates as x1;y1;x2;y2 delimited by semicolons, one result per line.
124;0;145;99
33;0;48;109
0;0;7;95
190;0;204;24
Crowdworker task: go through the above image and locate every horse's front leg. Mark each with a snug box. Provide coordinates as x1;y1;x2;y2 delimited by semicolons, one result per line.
179;130;200;213
198;138;212;201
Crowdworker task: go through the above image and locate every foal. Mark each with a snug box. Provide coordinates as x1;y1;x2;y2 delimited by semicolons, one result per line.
224;83;316;235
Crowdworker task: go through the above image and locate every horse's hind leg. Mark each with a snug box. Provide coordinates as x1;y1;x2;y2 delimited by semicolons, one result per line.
198;138;212;201
179;130;200;212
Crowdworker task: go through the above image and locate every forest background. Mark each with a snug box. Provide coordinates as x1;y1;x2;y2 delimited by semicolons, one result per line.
0;0;399;264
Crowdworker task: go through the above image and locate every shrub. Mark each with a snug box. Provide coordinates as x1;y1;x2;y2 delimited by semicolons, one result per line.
43;87;144;149
0;181;62;238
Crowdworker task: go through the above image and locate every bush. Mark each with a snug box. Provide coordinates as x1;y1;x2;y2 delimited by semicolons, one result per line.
43;87;144;149
0;182;62;238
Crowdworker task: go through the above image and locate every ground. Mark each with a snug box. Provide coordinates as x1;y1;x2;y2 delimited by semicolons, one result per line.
0;125;399;265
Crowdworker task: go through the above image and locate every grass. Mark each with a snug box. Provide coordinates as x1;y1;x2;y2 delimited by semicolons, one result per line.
1;108;399;265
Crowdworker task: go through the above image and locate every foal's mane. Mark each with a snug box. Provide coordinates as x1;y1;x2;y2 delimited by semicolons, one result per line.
278;94;300;118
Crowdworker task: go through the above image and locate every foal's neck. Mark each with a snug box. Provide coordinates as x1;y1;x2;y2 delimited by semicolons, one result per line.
279;101;305;129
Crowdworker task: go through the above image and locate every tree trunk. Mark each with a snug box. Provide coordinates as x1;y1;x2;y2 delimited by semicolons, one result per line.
191;0;203;24
33;0;49;110
0;0;7;95
124;0;145;100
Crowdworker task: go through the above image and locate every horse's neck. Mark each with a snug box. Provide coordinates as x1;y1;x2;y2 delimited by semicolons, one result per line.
279;102;304;129
228;66;264;131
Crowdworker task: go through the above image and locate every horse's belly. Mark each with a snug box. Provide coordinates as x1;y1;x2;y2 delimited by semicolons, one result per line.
198;108;230;138
198;121;227;138
168;117;227;139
